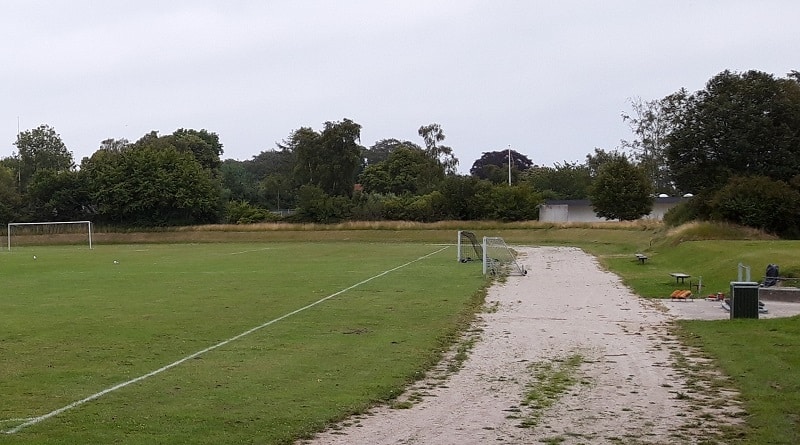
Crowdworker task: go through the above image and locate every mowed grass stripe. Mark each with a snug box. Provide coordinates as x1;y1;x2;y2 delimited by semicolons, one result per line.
0;242;486;444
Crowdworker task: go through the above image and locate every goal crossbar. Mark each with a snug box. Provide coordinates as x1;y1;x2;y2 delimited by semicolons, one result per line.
7;221;93;251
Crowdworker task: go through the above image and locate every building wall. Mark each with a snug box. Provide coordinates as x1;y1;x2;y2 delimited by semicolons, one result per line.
539;199;681;223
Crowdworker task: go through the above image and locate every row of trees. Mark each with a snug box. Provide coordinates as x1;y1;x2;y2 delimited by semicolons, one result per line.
2;69;799;235
626;70;800;236
0;122;544;226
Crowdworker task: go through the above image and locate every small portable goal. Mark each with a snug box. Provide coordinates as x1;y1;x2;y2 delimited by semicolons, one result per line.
482;236;527;276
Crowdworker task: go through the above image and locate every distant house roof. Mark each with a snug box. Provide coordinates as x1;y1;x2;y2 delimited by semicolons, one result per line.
542;196;683;206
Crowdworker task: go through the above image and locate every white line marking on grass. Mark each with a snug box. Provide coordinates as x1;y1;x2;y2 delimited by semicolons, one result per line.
3;246;449;435
229;247;272;255
1;418;35;423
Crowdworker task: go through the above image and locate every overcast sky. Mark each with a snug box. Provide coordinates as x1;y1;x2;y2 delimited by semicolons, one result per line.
1;1;796;173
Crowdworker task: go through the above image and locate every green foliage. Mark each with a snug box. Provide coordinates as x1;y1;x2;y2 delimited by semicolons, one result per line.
171;128;224;171
290;119;363;197
84;145;223;226
378;192;447;222
711;176;800;238
621;95;682;195
294;185;353;223
526;162;591;199
662;200;700;227
588;155;654;221
349;192;386;221
224;200;279;224
25;169;92;221
13;124;74;191
438;175;493;220
469;149;532;183
666;70;800;194
0;164;22;224
359;146;444;195
418;123;459;175
483;184;541;221
220;159;259;203
362;138;419;166
406;191;447;222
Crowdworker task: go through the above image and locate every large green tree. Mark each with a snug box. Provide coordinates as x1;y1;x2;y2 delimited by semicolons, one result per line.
83;143;223;226
362;139;420;167
13;124;74;191
358;145;444;195
588;154;653;221
469;149;533;184
25;169;92;221
289;119;363;196
134;129;224;172
666;70;800;194
418;124;459;175
621;94;685;195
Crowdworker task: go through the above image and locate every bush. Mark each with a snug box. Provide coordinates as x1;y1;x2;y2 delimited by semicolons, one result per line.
225;200;279;224
711;176;800;238
483;184;541;221
349;192;386;221
294;185;353;223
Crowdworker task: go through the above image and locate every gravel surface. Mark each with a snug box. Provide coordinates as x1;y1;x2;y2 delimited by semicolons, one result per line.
300;246;776;445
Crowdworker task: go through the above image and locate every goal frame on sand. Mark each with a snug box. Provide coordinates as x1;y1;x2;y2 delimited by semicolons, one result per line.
482;236;527;276
7;220;93;251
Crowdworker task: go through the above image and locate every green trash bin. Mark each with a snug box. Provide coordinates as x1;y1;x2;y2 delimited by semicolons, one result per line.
730;281;760;319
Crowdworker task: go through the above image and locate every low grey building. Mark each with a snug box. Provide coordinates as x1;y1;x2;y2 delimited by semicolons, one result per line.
538;197;684;223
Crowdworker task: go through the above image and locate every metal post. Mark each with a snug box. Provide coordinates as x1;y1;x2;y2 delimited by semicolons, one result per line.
482;236;488;275
507;145;512;185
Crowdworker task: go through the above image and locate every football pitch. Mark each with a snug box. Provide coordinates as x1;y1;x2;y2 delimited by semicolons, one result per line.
0;242;487;444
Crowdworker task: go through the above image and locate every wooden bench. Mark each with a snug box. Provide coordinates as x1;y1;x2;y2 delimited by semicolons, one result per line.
670;289;693;300
635;253;648;264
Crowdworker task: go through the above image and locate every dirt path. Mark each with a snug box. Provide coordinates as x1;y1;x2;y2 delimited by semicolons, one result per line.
301;246;744;444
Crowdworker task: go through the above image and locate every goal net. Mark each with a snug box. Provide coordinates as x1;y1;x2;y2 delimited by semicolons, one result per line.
7;221;93;251
457;230;483;263
482;236;527;276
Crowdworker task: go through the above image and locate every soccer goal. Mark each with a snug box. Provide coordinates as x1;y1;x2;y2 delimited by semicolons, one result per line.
7;221;93;251
482;236;527;276
457;230;483;263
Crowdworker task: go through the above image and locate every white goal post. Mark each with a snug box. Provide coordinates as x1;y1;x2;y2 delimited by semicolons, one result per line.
7;221;93;251
482;236;527;276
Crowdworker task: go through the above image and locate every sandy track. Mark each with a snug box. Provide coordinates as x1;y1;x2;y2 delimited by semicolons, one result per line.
301;246;744;445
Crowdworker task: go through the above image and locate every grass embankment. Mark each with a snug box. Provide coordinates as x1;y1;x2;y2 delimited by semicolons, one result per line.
588;221;799;445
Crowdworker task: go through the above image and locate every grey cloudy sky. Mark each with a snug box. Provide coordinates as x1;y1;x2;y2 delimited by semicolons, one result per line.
1;1;796;173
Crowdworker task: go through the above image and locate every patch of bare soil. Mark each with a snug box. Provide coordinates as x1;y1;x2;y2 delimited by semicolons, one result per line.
300;247;746;445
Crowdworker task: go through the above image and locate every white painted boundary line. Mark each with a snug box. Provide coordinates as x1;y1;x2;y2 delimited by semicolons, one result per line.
229;247;272;255
4;246;448;435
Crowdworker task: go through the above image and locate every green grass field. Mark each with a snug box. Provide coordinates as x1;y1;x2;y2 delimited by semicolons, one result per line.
3;222;800;444
0;242;487;444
